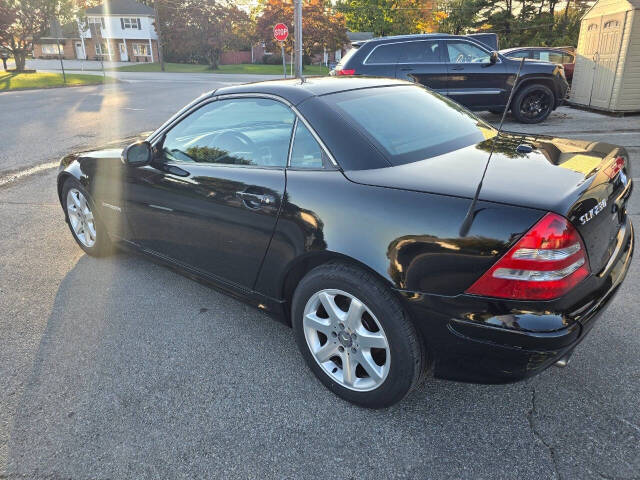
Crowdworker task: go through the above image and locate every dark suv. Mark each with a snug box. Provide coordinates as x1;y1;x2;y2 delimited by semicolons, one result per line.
331;34;569;123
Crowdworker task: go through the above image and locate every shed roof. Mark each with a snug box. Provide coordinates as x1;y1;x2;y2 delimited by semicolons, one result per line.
583;0;640;19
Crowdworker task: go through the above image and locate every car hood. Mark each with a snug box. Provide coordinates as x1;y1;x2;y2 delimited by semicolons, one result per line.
59;132;152;169
342;132;625;214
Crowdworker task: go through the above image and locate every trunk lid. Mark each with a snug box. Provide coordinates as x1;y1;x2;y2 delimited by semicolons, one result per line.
343;133;632;274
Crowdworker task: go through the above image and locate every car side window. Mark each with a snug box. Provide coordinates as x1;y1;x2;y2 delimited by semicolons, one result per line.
161;98;295;167
365;43;407;64
446;41;490;63
289;121;326;169
509;51;531;59
399;40;441;63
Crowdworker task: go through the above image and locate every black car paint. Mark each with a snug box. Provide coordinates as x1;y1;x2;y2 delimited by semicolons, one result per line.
335;34;569;112
57;78;633;384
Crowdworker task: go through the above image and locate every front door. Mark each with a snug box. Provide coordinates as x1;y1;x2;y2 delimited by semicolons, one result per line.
394;40;447;95
124;96;295;289
119;42;128;61
75;42;85;59
444;39;507;110
590;13;625;108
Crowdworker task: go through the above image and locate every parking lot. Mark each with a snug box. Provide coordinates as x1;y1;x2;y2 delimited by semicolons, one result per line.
1;77;639;479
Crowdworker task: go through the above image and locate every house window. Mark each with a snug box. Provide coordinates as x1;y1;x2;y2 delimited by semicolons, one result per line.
88;17;105;36
95;41;110;56
121;17;141;29
41;44;64;55
132;44;150;56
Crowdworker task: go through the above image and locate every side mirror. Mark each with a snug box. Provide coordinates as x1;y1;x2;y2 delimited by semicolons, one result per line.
122;141;152;166
489;51;499;64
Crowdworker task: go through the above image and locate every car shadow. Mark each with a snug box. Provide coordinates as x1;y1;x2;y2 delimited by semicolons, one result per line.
0;251;570;477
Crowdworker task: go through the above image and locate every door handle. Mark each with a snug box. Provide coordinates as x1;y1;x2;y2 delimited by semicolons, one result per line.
451;65;464;71
236;191;275;209
399;67;414;71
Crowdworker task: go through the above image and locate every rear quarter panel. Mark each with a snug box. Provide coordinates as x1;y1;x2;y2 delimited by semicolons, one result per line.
254;170;545;299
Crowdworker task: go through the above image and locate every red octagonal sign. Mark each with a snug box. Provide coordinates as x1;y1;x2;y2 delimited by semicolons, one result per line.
273;23;289;42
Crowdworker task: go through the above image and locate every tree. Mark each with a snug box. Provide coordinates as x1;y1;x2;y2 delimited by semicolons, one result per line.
336;0;438;37
0;0;81;71
256;0;347;61
156;0;253;68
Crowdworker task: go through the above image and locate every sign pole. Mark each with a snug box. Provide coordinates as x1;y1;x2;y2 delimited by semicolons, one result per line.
281;42;286;79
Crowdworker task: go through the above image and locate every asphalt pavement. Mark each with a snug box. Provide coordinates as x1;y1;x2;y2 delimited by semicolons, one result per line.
1;76;639;479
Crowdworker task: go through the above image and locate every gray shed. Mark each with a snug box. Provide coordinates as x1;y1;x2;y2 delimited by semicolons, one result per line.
570;0;640;112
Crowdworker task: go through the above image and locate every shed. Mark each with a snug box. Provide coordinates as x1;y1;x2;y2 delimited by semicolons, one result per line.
570;0;640;112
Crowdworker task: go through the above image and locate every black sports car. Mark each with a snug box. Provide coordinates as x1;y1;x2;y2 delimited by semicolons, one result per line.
58;77;633;408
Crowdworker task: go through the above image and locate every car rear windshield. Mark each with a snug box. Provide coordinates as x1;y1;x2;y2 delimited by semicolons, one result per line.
322;85;497;167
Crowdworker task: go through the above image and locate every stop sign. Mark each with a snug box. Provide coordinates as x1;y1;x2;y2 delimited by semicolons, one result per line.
273;23;289;42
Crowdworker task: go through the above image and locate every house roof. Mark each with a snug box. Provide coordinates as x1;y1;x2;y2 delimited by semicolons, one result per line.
86;0;155;16
346;32;374;42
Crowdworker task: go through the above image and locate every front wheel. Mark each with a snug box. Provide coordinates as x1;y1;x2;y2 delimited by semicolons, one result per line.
62;178;113;256
511;84;554;124
292;262;426;408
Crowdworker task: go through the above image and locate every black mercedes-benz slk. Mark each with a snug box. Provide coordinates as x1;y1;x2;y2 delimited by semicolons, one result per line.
57;77;633;408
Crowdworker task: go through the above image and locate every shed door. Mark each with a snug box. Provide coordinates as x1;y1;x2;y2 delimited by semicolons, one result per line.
571;17;602;105
590;13;626;109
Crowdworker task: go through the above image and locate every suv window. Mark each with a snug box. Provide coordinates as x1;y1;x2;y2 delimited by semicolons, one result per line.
508;50;531;59
324;85;496;166
399;40;442;63
290;121;325;168
365;42;407;64
162;98;294;167
446;41;490;63
534;49;566;64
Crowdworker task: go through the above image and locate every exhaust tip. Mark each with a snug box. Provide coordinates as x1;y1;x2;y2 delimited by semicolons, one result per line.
554;350;573;368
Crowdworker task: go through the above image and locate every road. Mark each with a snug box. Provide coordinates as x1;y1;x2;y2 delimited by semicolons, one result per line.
1;75;639;479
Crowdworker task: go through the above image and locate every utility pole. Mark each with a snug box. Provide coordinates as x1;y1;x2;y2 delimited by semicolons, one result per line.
294;0;302;78
154;1;165;71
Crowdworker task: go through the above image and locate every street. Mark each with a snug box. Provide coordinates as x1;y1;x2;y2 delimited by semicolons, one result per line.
1;75;639;479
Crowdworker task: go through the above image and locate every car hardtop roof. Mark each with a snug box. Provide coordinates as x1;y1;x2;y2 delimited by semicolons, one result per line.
211;76;411;106
366;33;451;43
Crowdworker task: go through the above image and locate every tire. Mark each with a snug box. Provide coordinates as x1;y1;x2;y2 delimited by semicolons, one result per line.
292;262;426;408
62;177;113;257
511;84;554;124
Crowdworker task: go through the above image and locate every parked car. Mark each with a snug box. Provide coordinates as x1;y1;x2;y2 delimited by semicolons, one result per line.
331;33;569;123
500;46;576;82
57;78;633;408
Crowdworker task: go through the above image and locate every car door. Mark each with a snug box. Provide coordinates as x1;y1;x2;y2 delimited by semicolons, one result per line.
444;39;508;109
394;40;447;95
123;96;295;290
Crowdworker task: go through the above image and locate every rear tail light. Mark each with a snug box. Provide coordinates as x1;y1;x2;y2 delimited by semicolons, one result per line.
466;213;589;300
336;69;355;76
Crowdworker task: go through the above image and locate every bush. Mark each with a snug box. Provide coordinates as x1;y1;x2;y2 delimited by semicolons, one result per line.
262;54;283;65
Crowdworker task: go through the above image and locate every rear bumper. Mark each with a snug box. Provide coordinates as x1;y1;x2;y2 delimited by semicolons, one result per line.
400;219;633;383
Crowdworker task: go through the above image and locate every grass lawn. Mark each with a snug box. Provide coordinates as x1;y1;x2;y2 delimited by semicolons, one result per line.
113;62;330;75
0;72;115;91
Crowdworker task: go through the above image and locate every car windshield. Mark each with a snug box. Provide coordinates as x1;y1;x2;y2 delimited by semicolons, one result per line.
323;85;497;166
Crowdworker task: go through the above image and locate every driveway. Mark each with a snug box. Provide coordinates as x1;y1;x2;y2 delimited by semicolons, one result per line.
1;81;639;479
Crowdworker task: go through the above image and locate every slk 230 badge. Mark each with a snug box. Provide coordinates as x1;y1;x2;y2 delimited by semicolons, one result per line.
580;199;607;225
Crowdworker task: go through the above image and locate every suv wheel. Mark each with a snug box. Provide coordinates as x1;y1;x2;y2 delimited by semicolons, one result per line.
512;84;554;124
292;262;426;408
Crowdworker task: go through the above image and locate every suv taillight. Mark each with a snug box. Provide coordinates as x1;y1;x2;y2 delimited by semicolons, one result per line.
466;213;589;300
336;69;355;76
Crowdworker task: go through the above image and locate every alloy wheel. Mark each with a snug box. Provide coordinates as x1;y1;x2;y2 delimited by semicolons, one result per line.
302;289;390;392
520;90;551;120
66;188;96;248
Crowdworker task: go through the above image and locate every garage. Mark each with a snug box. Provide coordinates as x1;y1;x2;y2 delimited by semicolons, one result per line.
570;0;640;112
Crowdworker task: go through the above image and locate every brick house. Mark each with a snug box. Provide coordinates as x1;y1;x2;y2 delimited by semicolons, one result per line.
33;0;159;62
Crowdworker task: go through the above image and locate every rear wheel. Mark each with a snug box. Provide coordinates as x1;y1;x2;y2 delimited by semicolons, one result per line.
512;84;554;124
62;178;112;256
292;262;426;408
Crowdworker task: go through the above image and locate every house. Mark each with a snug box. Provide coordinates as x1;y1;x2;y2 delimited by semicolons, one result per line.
33;0;159;62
